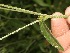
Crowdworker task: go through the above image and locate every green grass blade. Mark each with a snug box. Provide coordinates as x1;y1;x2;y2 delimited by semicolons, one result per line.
39;20;64;51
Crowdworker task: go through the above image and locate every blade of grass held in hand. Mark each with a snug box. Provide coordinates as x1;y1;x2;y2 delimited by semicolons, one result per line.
39;20;64;51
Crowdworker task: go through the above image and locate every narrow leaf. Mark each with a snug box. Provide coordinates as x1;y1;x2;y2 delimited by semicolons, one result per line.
39;20;64;51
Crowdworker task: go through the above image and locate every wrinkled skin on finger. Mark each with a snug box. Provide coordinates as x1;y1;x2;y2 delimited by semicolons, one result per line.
51;6;70;53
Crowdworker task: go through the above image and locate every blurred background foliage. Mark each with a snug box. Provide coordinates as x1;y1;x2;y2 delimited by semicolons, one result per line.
0;0;70;53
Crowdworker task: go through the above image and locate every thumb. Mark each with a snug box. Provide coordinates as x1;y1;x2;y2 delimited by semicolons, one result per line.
51;12;69;38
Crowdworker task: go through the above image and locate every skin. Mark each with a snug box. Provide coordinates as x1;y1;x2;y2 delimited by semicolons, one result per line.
51;6;70;53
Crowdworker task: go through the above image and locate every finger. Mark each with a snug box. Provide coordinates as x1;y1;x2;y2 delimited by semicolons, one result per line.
65;6;70;25
51;12;69;38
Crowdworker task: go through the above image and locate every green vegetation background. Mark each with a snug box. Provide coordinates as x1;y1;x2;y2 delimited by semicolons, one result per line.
0;0;70;53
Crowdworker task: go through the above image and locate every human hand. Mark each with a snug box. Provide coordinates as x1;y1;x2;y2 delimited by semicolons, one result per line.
51;6;70;53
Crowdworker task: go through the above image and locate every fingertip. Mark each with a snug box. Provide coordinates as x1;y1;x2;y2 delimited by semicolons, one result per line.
65;6;70;16
53;12;63;15
51;12;63;20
